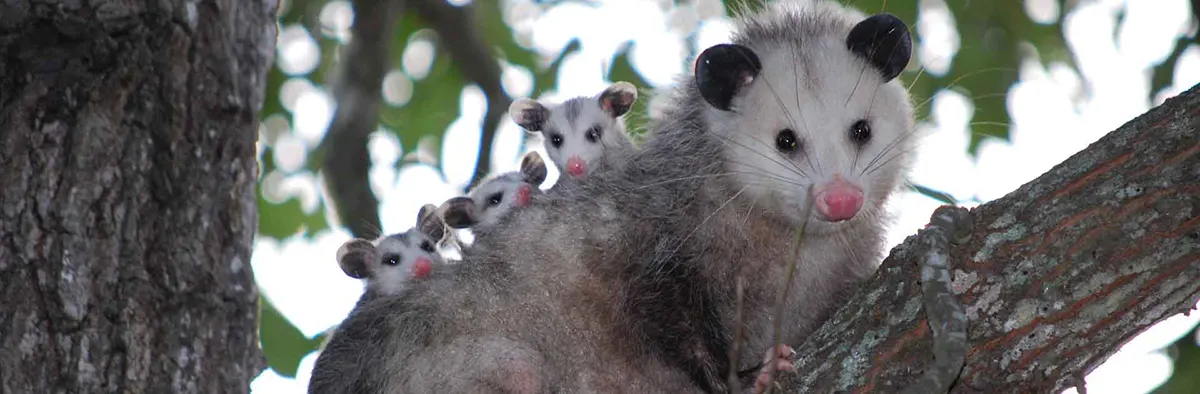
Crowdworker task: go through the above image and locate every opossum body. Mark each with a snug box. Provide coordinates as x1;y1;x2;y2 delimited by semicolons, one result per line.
510;81;639;182
308;1;917;393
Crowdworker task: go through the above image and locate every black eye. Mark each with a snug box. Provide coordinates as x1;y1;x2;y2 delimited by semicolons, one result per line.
381;254;400;266
487;192;503;206
549;133;564;148
775;129;799;153
585;125;601;143
420;241;435;253
850;120;871;145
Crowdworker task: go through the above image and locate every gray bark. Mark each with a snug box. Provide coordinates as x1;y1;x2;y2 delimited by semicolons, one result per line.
0;0;276;392
780;82;1200;392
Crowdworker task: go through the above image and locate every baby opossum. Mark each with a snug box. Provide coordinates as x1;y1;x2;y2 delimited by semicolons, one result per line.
510;81;639;181
439;151;548;236
309;1;916;392
334;204;448;298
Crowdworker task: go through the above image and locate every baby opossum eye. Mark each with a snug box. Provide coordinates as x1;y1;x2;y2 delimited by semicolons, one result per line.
487;192;504;206
549;133;564;148
585;125;602;143
381;254;400;266
775;129;800;153
420;240;435;253
849;120;871;145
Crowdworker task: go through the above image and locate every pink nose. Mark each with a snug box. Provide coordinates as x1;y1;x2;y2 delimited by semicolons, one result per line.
815;178;864;222
412;257;432;279
566;157;586;177
515;184;533;207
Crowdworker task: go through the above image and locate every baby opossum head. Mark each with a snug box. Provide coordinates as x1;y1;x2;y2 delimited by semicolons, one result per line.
509;81;638;179
695;3;915;229
440;151;548;231
336;204;448;296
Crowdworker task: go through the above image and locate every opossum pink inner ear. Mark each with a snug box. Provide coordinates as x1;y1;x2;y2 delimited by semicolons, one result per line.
846;13;912;82
509;99;549;132
336;238;377;279
519;152;548;186
598;81;638;118
440;197;480;229
416;203;446;242
695;43;762;112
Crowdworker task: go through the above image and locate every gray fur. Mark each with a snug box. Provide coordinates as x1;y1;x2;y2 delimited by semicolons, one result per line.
310;1;916;392
510;82;640;182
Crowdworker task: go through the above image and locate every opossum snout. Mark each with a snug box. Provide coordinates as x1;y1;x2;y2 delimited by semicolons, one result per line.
814;178;864;222
566;156;586;177
412;257;433;279
515;184;533;207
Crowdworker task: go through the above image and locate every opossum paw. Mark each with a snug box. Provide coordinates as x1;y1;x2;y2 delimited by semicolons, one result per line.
752;344;796;394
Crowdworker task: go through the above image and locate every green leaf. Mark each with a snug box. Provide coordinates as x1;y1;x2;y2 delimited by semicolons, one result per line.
533;39;580;95
606;41;655;142
1152;322;1200;394
1151;38;1194;98
258;295;323;378
909;183;958;205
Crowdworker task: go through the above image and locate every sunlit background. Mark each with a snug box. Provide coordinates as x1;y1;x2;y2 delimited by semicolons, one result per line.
249;0;1200;392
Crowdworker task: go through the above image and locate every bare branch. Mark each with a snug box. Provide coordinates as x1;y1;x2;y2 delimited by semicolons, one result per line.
319;0;401;239
409;0;513;191
782;83;1200;392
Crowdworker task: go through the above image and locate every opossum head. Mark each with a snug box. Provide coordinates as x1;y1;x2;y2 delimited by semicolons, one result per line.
336;204;448;296
510;82;638;179
441;151;548;231
695;4;914;230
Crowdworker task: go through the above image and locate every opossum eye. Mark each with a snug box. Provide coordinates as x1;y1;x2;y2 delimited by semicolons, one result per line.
585;125;602;143
382;254;400;266
849;120;871;146
487;192;503;206
775;129;799;153
549;133;564;148
420;241;435;253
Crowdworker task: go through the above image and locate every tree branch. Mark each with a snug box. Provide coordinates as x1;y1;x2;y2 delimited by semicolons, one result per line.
781;83;1200;392
409;0;512;191
319;0;401;239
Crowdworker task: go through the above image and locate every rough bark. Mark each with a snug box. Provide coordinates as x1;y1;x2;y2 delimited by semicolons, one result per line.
0;0;275;392
780;83;1200;392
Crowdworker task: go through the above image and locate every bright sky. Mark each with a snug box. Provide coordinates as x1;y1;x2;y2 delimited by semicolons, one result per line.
251;0;1200;392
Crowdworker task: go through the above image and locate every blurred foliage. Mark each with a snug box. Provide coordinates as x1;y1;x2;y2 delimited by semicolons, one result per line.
252;0;1198;381
1153;322;1200;394
259;295;327;378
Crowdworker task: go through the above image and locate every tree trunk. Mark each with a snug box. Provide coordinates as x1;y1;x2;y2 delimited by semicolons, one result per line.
780;83;1200;392
0;0;275;392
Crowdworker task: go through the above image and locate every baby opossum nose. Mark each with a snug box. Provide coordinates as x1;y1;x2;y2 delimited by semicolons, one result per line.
814;179;864;222
412;257;433;279
566;157;586;177
515;184;533;207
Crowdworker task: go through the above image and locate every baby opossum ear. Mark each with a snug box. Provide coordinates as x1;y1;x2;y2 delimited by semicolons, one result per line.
440;197;480;229
598;81;638;118
416;203;446;242
695;43;762;111
846;13;912;82
336;238;377;279
519;152;548;186
509;99;549;132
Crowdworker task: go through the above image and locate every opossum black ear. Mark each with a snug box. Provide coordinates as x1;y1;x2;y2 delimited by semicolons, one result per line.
440;197;480;229
519;152;548;186
416;203;446;242
336;238;377;279
695;43;761;111
598;81;638;118
846;13;912;82
509;99;549;132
